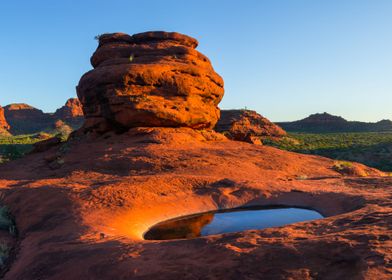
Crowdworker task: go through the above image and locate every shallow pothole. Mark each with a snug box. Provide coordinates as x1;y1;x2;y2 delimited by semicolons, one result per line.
144;205;323;240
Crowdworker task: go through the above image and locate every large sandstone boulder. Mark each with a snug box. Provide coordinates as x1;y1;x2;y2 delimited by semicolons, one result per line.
0;106;10;135
215;109;287;144
77;31;224;133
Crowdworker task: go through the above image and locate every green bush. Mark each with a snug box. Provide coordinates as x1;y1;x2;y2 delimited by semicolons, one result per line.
0;243;8;266
0;207;14;232
265;132;392;171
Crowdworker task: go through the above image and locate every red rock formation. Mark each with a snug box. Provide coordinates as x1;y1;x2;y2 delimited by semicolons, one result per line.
0;106;10;135
0;127;389;279
2;100;84;135
53;98;83;120
215;109;287;144
3;103;49;134
52;98;84;130
0;32;389;280
77;31;224;133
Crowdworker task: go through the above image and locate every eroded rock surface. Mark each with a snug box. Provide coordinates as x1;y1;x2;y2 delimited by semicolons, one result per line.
77;31;224;133
215;109;287;144
0;128;390;279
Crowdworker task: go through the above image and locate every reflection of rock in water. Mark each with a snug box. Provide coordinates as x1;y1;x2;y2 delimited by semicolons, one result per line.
145;213;214;240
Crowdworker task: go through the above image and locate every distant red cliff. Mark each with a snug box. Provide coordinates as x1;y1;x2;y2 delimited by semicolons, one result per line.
2;98;84;135
0;106;10;135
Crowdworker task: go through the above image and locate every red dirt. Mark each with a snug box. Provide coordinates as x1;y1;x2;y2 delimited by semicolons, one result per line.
0;128;390;279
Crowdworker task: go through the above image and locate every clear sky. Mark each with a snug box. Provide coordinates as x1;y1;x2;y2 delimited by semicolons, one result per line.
0;0;391;122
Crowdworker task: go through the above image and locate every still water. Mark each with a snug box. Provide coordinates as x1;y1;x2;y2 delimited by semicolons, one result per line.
144;206;323;240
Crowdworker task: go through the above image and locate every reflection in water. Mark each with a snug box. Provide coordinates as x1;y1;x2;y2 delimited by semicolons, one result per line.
144;207;323;240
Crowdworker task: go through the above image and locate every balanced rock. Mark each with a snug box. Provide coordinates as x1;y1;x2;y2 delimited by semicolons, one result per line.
215;109;287;144
77;31;224;133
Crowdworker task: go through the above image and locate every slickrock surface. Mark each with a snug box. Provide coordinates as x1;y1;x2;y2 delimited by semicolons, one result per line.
77;31;224;133
0;128;390;279
215;109;287;144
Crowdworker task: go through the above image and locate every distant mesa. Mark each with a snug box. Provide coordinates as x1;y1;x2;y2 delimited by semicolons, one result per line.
298;112;346;124
278;112;392;133
1;98;84;135
215;110;286;144
77;31;224;133
4;103;49;135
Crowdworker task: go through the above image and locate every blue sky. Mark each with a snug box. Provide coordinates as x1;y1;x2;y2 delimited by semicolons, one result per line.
0;0;391;121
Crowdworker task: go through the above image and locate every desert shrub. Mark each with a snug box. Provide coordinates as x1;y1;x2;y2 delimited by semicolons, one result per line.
221;131;232;138
332;160;368;177
54;121;73;141
333;161;353;171
0;207;14;233
0;145;26;162
265;132;392;171
0;243;8;266
296;174;308;180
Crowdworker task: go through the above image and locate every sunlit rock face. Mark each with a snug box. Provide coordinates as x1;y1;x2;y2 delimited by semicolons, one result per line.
54;98;84;120
215;110;287;144
0;106;10;135
3;103;48;135
77;31;224;133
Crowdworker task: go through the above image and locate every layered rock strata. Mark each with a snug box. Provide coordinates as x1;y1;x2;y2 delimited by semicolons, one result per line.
77;31;224;133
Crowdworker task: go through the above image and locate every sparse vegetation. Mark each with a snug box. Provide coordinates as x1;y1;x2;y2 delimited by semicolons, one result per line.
0;206;15;267
0;207;13;232
296;174;308;180
0;206;16;236
0;132;68;163
264;132;392;171
333;160;353;170
53;120;73;141
0;243;9;266
0;135;40;163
